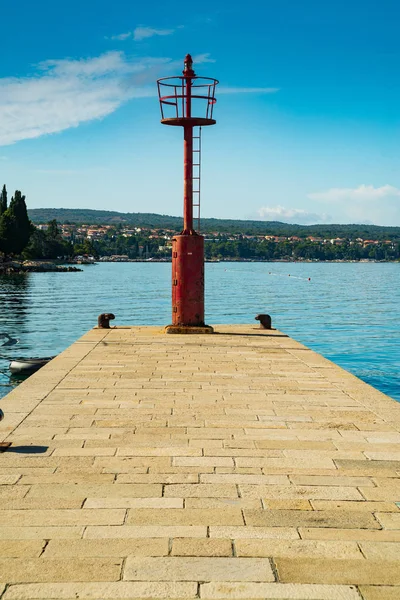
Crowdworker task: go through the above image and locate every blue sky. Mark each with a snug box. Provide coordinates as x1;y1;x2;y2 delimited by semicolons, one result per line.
1;0;399;225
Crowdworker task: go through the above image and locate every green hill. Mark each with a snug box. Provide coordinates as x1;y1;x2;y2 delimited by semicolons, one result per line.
27;208;400;239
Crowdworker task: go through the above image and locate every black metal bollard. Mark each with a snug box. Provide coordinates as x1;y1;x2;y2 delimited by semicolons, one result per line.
98;313;115;329
255;314;272;330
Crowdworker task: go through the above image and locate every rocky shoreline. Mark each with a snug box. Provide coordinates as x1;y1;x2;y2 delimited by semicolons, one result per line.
0;261;82;274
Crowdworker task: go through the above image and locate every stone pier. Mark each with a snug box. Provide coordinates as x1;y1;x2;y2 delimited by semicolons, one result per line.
0;325;399;599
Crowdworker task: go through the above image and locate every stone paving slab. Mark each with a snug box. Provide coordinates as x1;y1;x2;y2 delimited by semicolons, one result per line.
0;324;399;599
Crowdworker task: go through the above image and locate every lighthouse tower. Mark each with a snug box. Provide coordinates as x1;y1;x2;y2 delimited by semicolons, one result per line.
157;55;218;333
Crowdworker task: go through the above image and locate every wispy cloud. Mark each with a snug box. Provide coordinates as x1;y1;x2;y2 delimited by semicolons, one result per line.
192;53;215;64
257;205;328;224
308;184;400;202
109;32;132;41
133;27;175;41
0;49;279;147
107;26;177;42
307;184;400;225
0;51;172;146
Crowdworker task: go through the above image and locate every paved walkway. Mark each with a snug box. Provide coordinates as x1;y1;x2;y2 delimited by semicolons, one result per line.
0;325;399;600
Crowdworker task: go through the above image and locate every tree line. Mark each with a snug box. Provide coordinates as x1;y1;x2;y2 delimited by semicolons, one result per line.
0;185;72;260
203;237;400;262
1;184;399;262
73;230;399;261
28;207;400;240
62;233;400;262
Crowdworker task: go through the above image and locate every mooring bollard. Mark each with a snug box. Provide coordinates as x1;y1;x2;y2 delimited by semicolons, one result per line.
98;313;115;329
255;314;272;330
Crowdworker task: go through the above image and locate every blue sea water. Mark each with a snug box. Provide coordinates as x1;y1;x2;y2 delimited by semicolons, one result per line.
0;262;399;401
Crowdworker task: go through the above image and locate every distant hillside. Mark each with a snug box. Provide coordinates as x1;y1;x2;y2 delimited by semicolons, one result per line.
29;209;184;229
28;208;400;239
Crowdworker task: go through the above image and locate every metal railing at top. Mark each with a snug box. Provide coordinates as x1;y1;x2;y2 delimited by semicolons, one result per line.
157;76;218;121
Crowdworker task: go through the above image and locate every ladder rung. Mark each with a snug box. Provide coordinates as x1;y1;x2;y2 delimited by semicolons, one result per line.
194;127;201;230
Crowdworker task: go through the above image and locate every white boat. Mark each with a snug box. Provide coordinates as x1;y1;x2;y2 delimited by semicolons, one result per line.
9;357;55;375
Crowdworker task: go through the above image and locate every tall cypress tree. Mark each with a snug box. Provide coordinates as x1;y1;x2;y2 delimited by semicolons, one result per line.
0;184;11;256
0;212;15;257
47;219;60;241
7;191;33;255
0;184;7;215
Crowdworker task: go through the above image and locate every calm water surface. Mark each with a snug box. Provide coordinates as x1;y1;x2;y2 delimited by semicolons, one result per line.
0;262;399;401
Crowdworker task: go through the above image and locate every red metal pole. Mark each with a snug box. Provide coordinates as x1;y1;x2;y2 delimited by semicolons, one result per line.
183;57;194;234
185;63;192;119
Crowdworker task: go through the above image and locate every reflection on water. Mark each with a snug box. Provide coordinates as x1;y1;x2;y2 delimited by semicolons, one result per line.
0;262;399;402
0;274;30;397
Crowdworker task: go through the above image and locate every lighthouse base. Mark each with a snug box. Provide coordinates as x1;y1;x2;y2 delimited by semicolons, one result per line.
165;324;214;335
170;233;210;328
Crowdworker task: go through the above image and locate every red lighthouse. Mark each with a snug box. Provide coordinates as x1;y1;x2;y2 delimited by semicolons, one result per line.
157;55;218;333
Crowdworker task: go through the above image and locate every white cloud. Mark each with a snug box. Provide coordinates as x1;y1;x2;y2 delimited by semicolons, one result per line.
109;32;132;41
257;205;328;224
133;27;175;41
307;184;400;225
308;184;400;202
36;51;131;77
0;51;170;146
108;26;178;42
192;53;216;64
0;49;280;147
